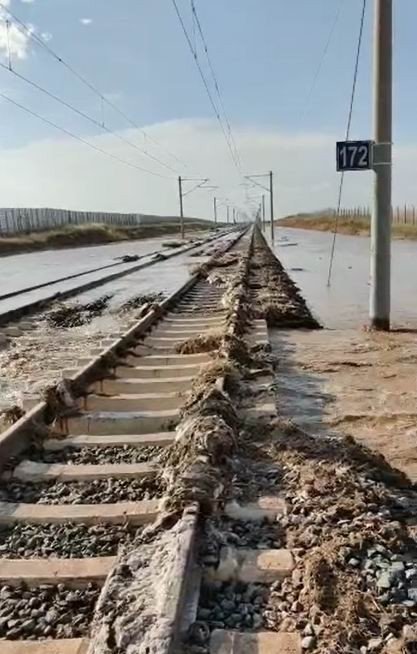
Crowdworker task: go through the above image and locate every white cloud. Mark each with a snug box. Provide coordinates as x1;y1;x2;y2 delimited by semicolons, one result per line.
20;0;35;4
0;0;34;61
0;119;413;218
0;0;51;62
0;18;32;60
80;18;92;26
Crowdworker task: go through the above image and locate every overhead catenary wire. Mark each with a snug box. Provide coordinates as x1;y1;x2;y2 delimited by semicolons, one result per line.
190;0;241;170
170;0;241;175
0;90;171;179
0;1;192;172
0;60;179;175
299;0;344;121
327;0;367;286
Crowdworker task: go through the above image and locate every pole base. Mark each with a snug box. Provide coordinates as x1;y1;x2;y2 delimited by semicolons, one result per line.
369;317;390;331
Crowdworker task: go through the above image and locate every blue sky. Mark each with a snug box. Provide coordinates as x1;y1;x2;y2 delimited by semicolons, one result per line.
0;0;415;217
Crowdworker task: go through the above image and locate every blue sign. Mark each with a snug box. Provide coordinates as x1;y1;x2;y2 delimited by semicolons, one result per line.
336;140;373;172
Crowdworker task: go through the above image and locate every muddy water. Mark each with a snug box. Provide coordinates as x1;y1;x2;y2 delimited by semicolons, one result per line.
0;233;213;315
0;236;222;417
74;248;200;309
0;235;177;295
262;228;417;480
267;227;417;328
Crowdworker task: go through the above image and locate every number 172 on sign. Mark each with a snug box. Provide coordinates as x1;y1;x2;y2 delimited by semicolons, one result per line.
336;140;374;172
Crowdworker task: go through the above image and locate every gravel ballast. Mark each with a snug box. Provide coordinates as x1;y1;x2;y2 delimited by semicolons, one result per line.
0;522;142;559
191;580;269;647
0;583;99;640
28;444;164;465
0;477;163;504
200;516;284;569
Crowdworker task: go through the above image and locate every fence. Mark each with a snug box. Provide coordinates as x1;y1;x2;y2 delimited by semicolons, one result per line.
0;208;184;236
335;205;417;225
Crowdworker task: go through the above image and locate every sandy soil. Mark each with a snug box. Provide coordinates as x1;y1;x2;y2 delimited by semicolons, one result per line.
270;327;417;482
278;215;417;240
0;222;213;257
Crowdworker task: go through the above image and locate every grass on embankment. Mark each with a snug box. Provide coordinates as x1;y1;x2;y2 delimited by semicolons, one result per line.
0;221;215;257
278;214;417;240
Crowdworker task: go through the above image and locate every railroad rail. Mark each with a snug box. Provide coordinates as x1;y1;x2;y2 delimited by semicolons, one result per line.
0;226;416;654
0;227;235;327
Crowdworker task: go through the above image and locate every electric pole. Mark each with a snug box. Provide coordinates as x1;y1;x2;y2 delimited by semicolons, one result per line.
233;208;236;224
177;176;215;238
262;194;266;231
213;196;217;224
227;206;230;224
370;0;392;330
178;176;184;240
269;171;275;242
244;172;275;238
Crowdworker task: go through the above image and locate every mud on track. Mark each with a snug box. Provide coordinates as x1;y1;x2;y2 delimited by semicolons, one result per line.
0;226;416;653
0;233;232;429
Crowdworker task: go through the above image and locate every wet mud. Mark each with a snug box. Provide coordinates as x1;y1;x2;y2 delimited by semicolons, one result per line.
270;328;417;482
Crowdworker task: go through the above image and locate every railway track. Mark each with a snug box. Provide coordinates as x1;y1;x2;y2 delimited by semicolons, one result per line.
0;228;234;327
0;226;416;654
0;226;248;653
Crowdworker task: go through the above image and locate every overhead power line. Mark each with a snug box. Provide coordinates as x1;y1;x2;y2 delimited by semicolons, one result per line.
0;60;178;175
0;1;191;172
300;0;344;121
170;0;241;175
0;90;171;178
190;0;241;170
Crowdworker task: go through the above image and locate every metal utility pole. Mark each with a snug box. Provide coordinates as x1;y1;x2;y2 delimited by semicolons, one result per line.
227;206;230;224
244;172;275;241
269;171;275;242
178;176;184;240
370;0;392;330
262;194;266;231
177;176;215;238
213;196;217;224
232;208;236;224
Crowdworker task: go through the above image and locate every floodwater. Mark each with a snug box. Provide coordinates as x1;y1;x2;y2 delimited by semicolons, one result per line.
267;227;417;329
0;231;233;414
74;232;236;308
264;226;417;482
0;231;223;315
0;234;173;295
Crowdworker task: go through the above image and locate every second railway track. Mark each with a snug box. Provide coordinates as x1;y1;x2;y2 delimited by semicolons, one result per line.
0;228;234;326
0;226;416;654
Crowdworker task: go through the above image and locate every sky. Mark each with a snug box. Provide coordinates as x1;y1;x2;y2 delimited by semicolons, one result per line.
0;0;415;219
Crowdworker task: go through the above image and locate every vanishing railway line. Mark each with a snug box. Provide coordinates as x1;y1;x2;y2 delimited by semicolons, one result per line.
0;226;250;653
0;227;416;654
0;228;234;326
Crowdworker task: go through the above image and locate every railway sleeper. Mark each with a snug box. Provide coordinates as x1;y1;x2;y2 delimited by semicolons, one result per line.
91;376;194;394
0;228;304;650
56;408;180;435
7;460;157;483
0;499;161;525
44;433;175;450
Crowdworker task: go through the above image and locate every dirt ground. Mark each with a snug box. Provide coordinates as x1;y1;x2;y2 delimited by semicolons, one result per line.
270;327;417;482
